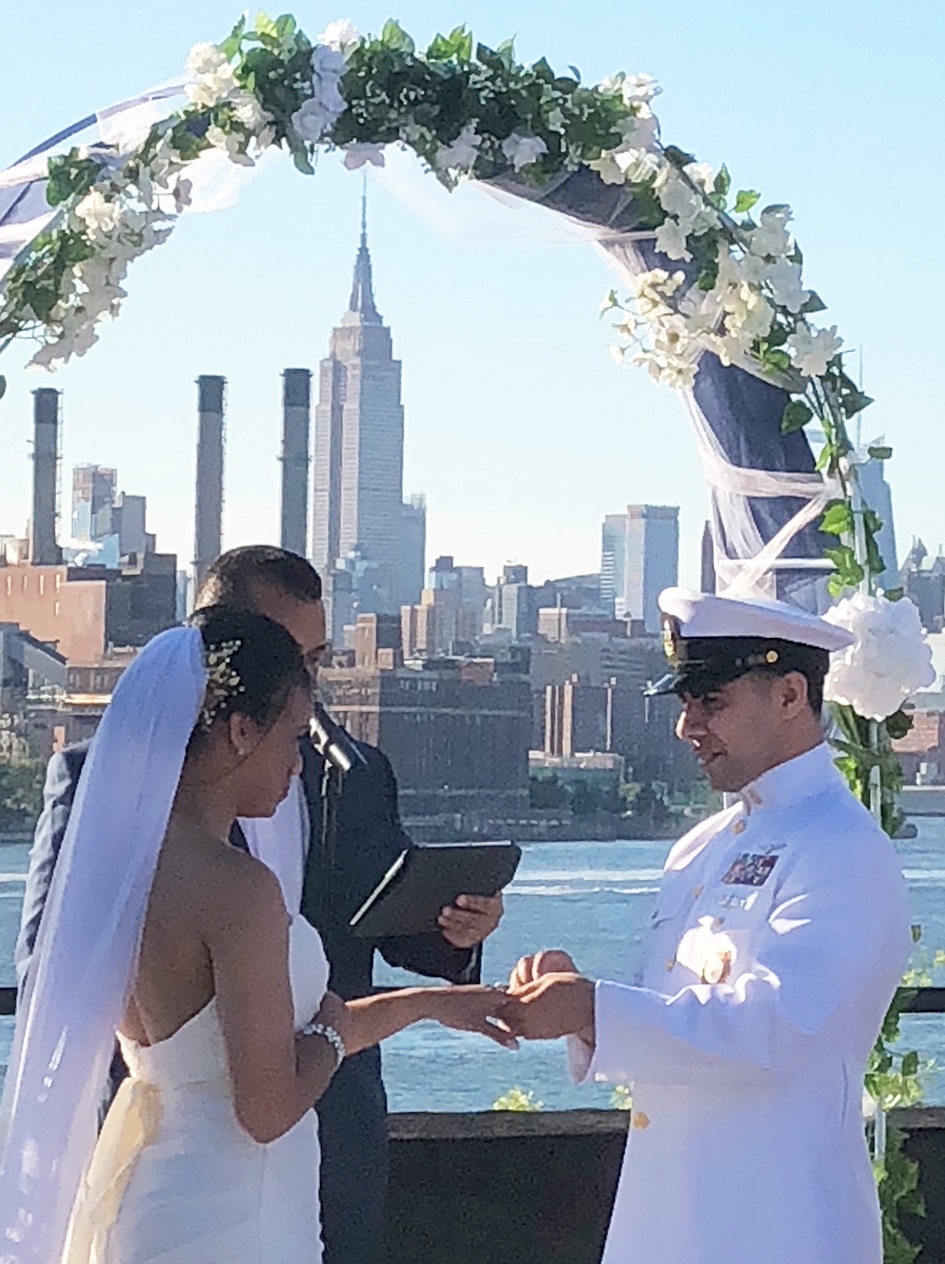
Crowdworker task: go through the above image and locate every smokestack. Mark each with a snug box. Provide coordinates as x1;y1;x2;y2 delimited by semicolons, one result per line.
30;388;62;565
280;368;311;557
194;375;225;589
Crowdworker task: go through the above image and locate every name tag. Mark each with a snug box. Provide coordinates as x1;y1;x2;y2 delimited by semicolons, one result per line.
721;853;778;887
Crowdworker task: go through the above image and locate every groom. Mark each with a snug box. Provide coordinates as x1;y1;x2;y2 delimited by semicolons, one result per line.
17;545;503;1264
501;587;912;1264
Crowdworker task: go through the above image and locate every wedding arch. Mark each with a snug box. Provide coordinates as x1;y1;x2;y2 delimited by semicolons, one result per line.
0;14;933;1248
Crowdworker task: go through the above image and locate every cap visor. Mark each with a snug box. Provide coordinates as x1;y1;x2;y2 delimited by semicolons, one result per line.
644;672;680;697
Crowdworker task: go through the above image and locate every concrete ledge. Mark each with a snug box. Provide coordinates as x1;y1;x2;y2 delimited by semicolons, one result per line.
385;1108;945;1263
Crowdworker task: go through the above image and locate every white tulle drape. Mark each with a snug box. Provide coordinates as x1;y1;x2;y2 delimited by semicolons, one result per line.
0;626;206;1264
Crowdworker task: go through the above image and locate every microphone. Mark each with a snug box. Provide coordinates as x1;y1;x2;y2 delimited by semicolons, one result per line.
310;701;367;774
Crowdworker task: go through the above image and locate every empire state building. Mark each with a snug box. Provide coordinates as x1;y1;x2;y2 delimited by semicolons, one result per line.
311;198;425;635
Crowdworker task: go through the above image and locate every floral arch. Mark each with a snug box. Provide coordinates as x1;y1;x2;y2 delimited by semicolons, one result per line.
0;15;934;1246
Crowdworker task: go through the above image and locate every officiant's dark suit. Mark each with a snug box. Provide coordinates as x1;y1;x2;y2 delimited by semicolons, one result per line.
17;733;484;1264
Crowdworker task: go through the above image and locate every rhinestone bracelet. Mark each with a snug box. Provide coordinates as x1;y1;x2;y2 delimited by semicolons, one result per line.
299;1020;346;1071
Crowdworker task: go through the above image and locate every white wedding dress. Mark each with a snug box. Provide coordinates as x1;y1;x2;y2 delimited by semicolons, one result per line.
62;915;329;1264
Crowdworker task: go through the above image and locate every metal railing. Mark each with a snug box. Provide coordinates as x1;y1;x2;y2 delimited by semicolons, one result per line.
2;986;945;1017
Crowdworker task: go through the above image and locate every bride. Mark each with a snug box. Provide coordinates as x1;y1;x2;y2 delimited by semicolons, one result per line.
0;609;515;1264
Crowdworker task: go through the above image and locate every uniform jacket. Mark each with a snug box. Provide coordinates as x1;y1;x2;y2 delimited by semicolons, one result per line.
570;743;912;1264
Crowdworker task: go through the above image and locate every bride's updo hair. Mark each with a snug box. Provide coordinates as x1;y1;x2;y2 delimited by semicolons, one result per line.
188;606;309;743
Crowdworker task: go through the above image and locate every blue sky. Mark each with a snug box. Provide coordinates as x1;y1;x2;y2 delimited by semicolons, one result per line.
1;1;943;588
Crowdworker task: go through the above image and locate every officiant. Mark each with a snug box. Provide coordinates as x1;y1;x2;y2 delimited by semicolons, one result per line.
16;545;503;1264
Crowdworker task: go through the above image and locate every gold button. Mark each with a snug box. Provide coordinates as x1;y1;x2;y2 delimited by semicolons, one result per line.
665;956;676;972
632;1111;651;1131
732;819;746;835
693;885;704;899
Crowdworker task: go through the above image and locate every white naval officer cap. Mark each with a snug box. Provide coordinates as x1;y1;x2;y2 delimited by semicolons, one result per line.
647;587;855;698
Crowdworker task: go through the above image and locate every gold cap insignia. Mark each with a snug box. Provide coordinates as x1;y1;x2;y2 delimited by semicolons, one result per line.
661;615;681;663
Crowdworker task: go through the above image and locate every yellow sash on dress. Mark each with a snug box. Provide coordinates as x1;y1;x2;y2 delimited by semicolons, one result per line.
62;1077;162;1264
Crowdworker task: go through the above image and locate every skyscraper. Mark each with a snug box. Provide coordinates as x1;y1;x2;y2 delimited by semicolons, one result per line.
72;465;116;543
312;194;421;625
601;505;679;632
600;514;628;616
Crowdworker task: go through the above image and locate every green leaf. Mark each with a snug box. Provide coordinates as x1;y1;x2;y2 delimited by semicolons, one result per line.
820;500;854;536
714;164;731;198
868;445;893;461
885;709;914;741
902;1050;919;1078
254;9;278;39
275;13;296;39
381;18;415;53
885;587;904;602
781;398;813;434
0;374;5;402
218;14;246;59
734;189;761;214
663;145;696;169
800;290;827;315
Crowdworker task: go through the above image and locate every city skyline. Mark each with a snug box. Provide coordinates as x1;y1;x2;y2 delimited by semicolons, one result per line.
0;2;942;593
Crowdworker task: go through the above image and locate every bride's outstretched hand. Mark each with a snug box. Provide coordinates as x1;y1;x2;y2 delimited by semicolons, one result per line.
426;985;520;1050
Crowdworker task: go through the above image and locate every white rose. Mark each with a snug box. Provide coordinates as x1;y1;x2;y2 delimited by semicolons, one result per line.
823;592;937;721
500;133;548;173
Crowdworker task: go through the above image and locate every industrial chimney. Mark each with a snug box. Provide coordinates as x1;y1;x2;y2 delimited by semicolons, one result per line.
30;388;62;565
193;375;225;589
280;368;311;558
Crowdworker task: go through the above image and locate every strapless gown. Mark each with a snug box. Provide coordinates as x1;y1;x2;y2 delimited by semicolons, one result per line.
63;915;329;1264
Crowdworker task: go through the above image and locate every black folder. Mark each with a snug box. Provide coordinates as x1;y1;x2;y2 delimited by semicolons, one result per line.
348;842;522;939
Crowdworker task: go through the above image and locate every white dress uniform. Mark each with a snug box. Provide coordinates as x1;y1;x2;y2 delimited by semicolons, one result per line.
570;743;911;1264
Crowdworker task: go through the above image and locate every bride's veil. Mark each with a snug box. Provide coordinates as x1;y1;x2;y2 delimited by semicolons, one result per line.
0;625;207;1264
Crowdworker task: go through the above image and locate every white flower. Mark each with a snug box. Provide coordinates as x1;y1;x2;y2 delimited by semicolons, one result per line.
599;72;661;112
823;592;936;721
173;178;193;213
588;143;660;186
342;143;386;170
620;112;660;152
748;206;793;260
232;91;270;134
291;44;347;144
654;216;692;262
656;168;701;222
291;98;334;144
186;42;228;78
185;42;239;109
546;106;566;133
684;161;715;193
319;19;360;55
74;189;122;240
765;259;809;314
206;125;254;167
501;133;548;172
786;323;843;378
434;123;482;173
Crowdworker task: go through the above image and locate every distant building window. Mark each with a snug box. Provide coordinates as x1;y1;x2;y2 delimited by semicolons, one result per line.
54;601;60;617
55;573;62;591
4;575;10;596
39;575;45;596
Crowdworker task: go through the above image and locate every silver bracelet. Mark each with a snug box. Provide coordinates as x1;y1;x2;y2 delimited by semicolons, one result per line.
299;1020;346;1071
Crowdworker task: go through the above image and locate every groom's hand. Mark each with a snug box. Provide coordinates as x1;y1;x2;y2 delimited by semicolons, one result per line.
508;950;577;992
498;973;595;1043
438;893;503;949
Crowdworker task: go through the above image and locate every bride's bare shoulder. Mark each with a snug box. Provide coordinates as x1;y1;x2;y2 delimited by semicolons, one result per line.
161;823;287;937
209;845;287;927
